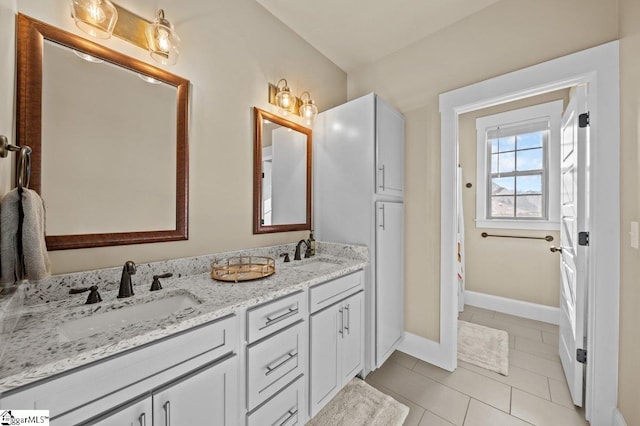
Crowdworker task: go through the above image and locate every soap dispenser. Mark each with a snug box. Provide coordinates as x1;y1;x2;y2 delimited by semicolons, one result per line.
309;230;316;256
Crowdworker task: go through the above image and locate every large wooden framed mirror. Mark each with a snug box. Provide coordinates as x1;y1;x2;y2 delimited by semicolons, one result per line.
16;14;189;250
253;107;312;234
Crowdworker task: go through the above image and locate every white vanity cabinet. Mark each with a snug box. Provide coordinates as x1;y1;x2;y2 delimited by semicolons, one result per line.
0;315;238;425
308;272;365;417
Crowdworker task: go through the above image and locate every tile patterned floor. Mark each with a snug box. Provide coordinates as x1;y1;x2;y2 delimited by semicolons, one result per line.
366;305;587;426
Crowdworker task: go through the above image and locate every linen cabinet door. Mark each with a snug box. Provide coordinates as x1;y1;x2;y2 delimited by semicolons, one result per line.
152;355;238;425
375;96;404;198
376;201;404;367
340;292;364;383
309;304;340;417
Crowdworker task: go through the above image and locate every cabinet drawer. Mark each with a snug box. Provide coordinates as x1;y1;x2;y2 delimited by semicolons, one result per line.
1;315;237;420
247;291;306;343
309;271;363;313
247;376;304;426
247;322;305;410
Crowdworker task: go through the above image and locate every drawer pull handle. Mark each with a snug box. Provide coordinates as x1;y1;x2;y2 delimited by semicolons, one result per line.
263;307;298;328
344;304;350;334
163;401;171;426
339;307;344;337
279;408;298;426
265;351;298;376
138;413;146;426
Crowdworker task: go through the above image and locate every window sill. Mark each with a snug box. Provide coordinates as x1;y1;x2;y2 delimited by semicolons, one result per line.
475;219;560;231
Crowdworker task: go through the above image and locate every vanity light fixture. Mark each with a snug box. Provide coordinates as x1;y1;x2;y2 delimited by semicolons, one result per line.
68;2;181;66
268;79;319;124
299;91;318;125
69;0;118;39
145;9;181;66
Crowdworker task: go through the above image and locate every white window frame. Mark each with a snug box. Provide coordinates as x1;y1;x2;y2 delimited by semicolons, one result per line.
475;100;563;230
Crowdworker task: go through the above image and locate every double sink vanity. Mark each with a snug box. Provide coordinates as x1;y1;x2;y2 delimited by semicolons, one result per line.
1;12;404;426
0;242;368;425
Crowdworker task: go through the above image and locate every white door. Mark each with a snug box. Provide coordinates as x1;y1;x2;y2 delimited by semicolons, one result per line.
153;355;238;425
557;85;589;407
341;292;364;382
375;201;404;367
309;304;341;417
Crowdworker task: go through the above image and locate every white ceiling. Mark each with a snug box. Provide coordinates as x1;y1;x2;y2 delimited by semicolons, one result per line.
255;0;502;72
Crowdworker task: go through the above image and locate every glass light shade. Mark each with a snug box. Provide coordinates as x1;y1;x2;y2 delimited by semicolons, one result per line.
275;86;295;112
300;98;318;125
146;10;181;66
69;0;118;39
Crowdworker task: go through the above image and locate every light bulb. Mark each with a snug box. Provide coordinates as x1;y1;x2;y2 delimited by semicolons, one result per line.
88;2;106;23
157;29;170;52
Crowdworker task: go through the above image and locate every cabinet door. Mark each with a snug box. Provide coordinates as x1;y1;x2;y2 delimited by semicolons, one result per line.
376;96;404;198
340;292;364;382
90;395;152;426
309;305;340;417
376;201;404;367
153;355;237;426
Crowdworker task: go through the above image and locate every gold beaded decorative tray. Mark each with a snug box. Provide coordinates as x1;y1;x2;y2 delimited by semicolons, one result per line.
210;256;275;283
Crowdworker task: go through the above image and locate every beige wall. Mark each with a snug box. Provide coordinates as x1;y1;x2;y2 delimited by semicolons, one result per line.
0;0;17;196
458;90;568;307
348;0;618;341
618;0;640;424
8;0;346;274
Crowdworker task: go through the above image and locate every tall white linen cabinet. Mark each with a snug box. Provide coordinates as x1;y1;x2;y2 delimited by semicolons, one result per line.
314;93;404;374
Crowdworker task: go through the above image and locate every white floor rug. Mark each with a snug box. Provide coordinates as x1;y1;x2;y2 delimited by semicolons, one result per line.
307;378;409;426
458;320;509;375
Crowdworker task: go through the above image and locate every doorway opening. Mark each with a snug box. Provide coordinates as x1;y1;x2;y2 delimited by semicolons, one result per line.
439;41;620;424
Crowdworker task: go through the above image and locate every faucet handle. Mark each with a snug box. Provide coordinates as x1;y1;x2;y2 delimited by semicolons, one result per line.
69;285;102;304
150;273;173;291
280;253;290;262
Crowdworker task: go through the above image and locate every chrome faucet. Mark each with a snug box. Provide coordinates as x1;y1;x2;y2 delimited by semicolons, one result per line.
294;240;311;261
117;261;137;298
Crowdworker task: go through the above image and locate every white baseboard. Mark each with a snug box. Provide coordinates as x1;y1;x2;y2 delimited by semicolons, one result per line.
397;332;454;372
464;290;561;325
613;408;627;426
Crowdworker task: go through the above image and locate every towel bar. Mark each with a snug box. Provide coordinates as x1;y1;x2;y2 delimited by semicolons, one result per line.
481;232;554;242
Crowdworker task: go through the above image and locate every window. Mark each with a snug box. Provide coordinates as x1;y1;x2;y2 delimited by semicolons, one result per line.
475;101;562;230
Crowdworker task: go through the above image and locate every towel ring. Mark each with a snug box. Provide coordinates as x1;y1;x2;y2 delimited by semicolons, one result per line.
17;146;31;189
1;135;32;189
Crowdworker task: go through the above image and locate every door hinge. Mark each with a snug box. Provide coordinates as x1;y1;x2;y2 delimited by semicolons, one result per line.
577;348;587;364
579;112;590;128
262;172;264;178
578;232;589;246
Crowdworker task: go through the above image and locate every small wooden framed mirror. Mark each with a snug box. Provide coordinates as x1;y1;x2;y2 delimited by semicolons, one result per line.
253;107;312;234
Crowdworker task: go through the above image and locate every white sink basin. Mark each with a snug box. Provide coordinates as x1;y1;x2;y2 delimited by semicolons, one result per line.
59;294;200;341
293;260;341;272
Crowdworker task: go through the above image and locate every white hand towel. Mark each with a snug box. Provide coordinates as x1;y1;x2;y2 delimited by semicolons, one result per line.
0;188;50;284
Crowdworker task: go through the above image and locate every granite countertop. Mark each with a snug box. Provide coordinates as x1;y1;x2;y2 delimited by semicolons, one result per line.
0;242;368;394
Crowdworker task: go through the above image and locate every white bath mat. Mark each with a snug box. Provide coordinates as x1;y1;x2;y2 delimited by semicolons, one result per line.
307;378;409;426
458;320;509;375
